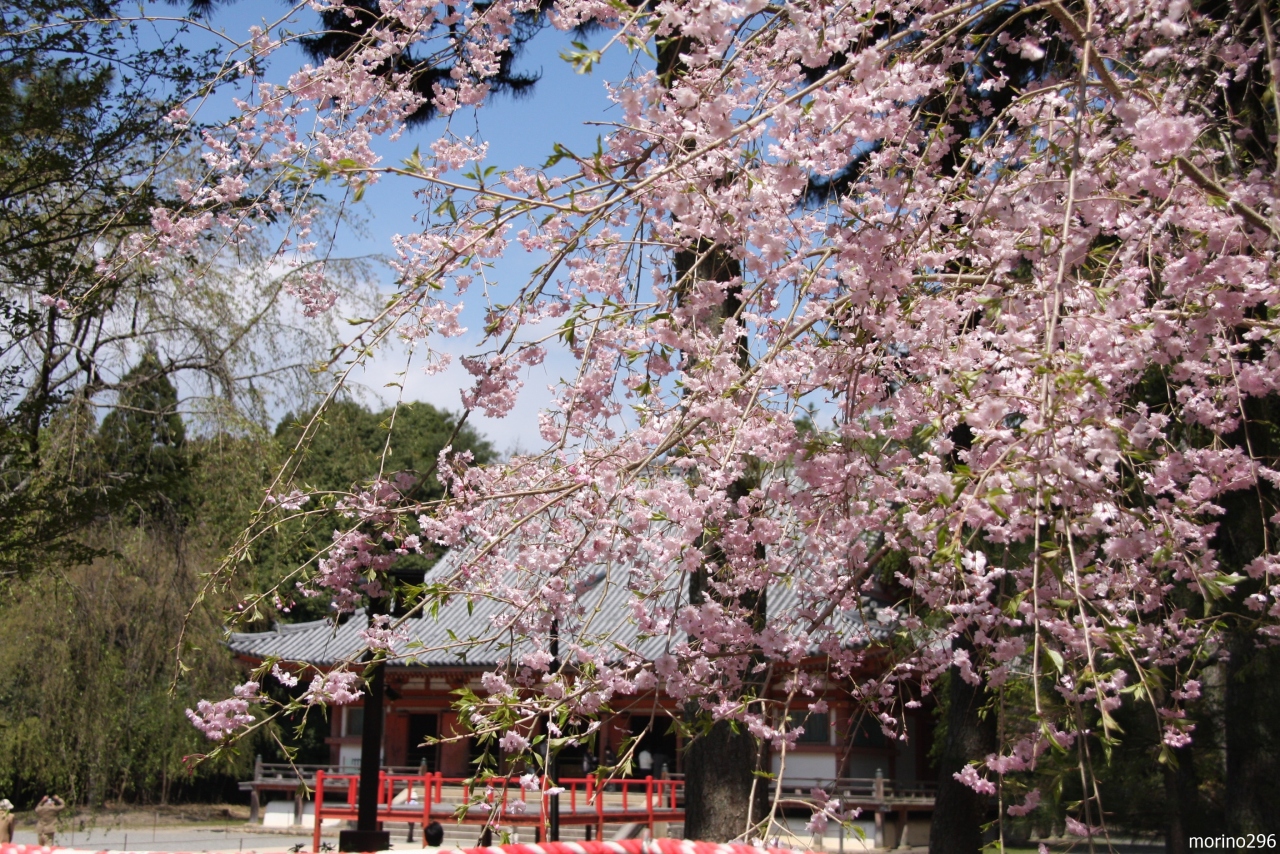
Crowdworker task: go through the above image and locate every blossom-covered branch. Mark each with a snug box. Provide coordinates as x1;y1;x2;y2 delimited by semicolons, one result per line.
151;0;1280;837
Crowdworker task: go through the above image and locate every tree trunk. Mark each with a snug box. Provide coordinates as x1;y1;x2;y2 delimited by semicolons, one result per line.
658;31;769;844
683;719;769;842
682;492;768;842
1164;745;1230;853
1213;393;1280;836
1163;663;1225;854
930;656;996;854
1224;636;1280;835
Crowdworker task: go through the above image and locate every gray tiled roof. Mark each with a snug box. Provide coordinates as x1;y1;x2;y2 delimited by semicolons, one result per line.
228;542;884;669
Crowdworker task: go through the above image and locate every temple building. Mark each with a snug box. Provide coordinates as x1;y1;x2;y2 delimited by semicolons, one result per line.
227;546;936;787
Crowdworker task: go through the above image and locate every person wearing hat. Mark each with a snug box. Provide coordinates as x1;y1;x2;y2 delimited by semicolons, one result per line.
0;798;15;844
35;795;65;846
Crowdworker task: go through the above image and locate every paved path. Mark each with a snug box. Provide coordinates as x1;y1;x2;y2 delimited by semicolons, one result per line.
6;826;319;853
6;814;888;854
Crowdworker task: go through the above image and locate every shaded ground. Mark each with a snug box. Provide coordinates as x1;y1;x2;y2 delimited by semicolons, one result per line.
4;803;592;852
1;804;1169;854
3;804;307;852
7;803;251;830
7;824;316;853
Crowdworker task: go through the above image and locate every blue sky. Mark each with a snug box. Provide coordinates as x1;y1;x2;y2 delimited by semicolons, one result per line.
163;1;649;452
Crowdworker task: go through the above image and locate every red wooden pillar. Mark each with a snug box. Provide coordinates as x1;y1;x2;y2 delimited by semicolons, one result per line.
312;769;325;854
645;775;654;833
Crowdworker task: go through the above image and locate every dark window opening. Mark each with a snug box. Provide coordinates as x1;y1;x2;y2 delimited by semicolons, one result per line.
849;718;887;749
794;711;830;744
346;707;364;737
406;713;439;771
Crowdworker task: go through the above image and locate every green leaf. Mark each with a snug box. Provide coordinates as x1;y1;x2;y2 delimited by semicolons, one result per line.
560;41;602;74
1045;648;1064;673
544;143;575;169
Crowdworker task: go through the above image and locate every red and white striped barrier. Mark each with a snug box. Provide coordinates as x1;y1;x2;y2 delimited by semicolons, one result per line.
452;841;804;854
2;839;809;854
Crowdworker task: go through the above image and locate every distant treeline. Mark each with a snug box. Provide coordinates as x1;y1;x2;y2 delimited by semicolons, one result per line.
0;378;493;808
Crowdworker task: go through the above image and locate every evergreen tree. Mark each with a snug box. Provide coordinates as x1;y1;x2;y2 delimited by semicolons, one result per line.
98;351;192;525
0;1;212;576
250;399;497;622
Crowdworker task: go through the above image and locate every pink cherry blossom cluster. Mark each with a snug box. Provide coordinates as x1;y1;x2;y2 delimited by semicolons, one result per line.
360;614;411;651
303;668;364;706
296;476;422;612
802;788;858;835
170;0;1280;832
186;681;260;740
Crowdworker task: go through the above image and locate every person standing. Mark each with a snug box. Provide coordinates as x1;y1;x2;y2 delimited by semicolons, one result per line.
35;794;65;846
0;799;15;844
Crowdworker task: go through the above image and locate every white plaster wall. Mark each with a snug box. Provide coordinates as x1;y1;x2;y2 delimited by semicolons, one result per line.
338;744;363;769
843;754;889;779
771;752;838;782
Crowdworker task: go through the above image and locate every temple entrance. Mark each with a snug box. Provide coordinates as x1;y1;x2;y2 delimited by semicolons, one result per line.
630;715;678;777
406;713;439;771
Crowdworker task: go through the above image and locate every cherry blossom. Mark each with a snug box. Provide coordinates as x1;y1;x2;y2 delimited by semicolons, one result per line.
303;669;364;705
158;0;1280;836
186;682;259;740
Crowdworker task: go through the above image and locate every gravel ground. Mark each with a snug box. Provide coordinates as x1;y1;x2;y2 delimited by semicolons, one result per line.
2;805;316;853
6;825;321;853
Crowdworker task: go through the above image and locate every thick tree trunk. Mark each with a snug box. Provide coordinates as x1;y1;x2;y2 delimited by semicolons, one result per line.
1163;743;1197;854
683;719;768;842
929;426;996;853
683;514;768;841
1214;394;1280;836
1224;636;1280;835
929;656;997;854
1163;665;1226;854
658;32;768;842
1163;736;1226;853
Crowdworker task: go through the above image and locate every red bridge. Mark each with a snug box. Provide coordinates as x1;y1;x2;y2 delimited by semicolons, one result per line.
312;771;685;851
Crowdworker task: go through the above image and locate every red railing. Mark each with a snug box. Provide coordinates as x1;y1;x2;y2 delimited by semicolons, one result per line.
4;838;804;854
312;771;684;851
